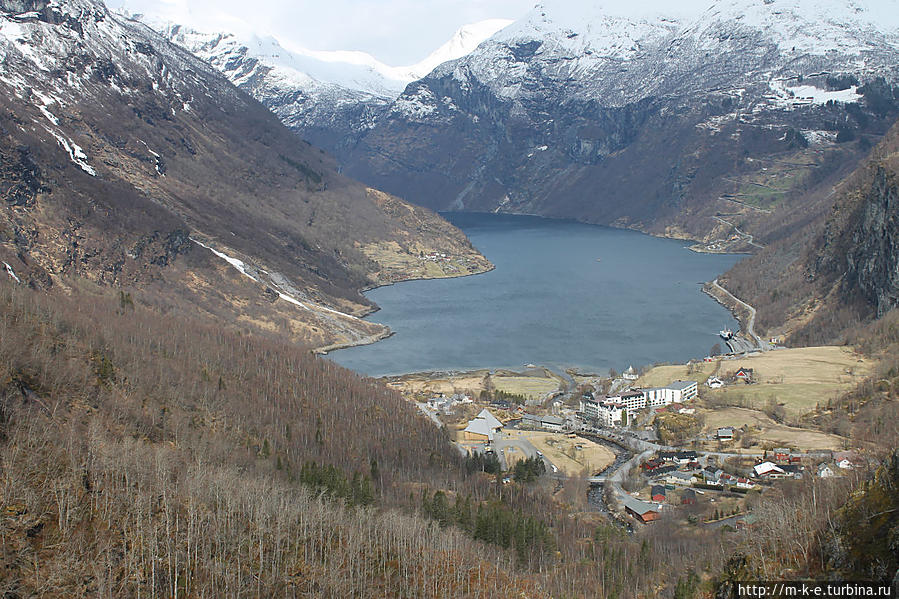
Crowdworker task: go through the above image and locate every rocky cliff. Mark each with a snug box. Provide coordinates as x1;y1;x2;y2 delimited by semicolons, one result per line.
723;118;899;343
841;165;899;318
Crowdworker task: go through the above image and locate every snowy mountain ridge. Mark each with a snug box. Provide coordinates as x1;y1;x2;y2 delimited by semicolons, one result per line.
333;0;899;246
116;0;899;248
428;0;899;108
125;11;511;153
129;12;512;99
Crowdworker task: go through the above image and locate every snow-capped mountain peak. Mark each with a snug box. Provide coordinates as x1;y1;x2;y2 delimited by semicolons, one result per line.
405;19;514;80
127;11;511;99
123;10;514;168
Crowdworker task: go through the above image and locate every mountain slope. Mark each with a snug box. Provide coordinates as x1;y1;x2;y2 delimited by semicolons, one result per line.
722;117;899;344
0;276;560;597
0;0;489;350
337;0;899;246
141;17;512;156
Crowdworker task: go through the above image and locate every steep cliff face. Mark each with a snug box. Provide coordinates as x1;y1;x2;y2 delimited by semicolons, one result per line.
843;166;899;317
723;119;899;343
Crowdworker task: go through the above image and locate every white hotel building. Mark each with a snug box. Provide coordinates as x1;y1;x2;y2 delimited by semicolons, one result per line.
579;380;698;427
644;380;698;406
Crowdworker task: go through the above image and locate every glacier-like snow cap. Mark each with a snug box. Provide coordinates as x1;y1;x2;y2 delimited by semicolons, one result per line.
533;0;899;29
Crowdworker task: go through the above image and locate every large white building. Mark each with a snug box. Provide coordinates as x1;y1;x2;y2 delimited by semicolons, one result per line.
579;396;601;419
610;391;647;411
580;395;628;426
580;380;698;427
644;380;698;406
597;402;626;427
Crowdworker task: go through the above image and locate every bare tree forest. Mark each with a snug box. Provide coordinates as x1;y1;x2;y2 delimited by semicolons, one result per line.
0;281;739;597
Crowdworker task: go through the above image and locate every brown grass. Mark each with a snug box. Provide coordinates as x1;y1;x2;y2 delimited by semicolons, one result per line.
706;346;873;417
699;407;847;450
516;431;616;477
638;347;873;419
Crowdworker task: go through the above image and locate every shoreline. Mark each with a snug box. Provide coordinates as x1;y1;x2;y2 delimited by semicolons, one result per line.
450;209;756;257
319;210;750;361
359;261;496;295
702;278;768;352
315;261;496;355
313;329;395;356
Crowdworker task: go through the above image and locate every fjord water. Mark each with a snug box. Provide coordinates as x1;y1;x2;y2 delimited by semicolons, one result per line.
331;213;742;376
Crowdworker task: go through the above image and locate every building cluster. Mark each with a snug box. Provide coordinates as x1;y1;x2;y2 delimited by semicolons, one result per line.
426;393;473;414
579;380;698;427
639;449;767;496
419;251;451;262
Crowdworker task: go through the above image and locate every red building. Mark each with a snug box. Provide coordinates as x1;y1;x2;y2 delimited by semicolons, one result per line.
772;448;791;462
651;485;667;502
623;497;661;523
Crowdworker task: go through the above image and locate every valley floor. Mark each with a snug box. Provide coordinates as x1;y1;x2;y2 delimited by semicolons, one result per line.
383;342;875;527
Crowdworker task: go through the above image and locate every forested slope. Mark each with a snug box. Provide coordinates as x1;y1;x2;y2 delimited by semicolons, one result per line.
0;279;542;596
0;277;746;597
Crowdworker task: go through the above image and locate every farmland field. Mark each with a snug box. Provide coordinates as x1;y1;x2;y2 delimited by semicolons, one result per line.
637;346;872;419
699;407;846;450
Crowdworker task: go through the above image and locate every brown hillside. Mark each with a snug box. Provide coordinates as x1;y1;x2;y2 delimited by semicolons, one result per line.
722;118;899;344
0;0;489;350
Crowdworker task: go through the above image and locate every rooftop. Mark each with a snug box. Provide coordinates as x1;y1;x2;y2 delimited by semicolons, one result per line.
667;380;697;391
476;409;503;430
463;418;495;440
622;496;661;516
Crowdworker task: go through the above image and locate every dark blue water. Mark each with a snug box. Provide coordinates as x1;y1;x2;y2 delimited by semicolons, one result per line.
330;213;742;376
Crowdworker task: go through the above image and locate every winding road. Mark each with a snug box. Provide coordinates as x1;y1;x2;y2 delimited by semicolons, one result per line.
712;216;766;250
709;278;771;352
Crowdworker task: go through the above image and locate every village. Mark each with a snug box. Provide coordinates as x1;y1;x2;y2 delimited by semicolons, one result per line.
385;345;872;530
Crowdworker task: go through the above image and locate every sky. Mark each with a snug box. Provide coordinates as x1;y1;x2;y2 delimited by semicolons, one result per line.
109;0;536;65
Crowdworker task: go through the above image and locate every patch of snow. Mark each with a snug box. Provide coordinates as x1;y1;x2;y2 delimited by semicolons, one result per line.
404;19;514;80
696;113;737;133
38;105;59;126
768;79;862;107
190;238;362;320
392;86;439;118
190;238;259;282
132;12;509;100
0;20;52;71
3;262;21;283
801;129;838;145
138;140;165;176
45;127;97;176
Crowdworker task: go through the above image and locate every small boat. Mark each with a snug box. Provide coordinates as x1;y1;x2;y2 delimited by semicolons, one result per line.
719;327;734;340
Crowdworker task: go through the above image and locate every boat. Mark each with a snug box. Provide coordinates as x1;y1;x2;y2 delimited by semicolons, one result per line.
719;327;734;340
